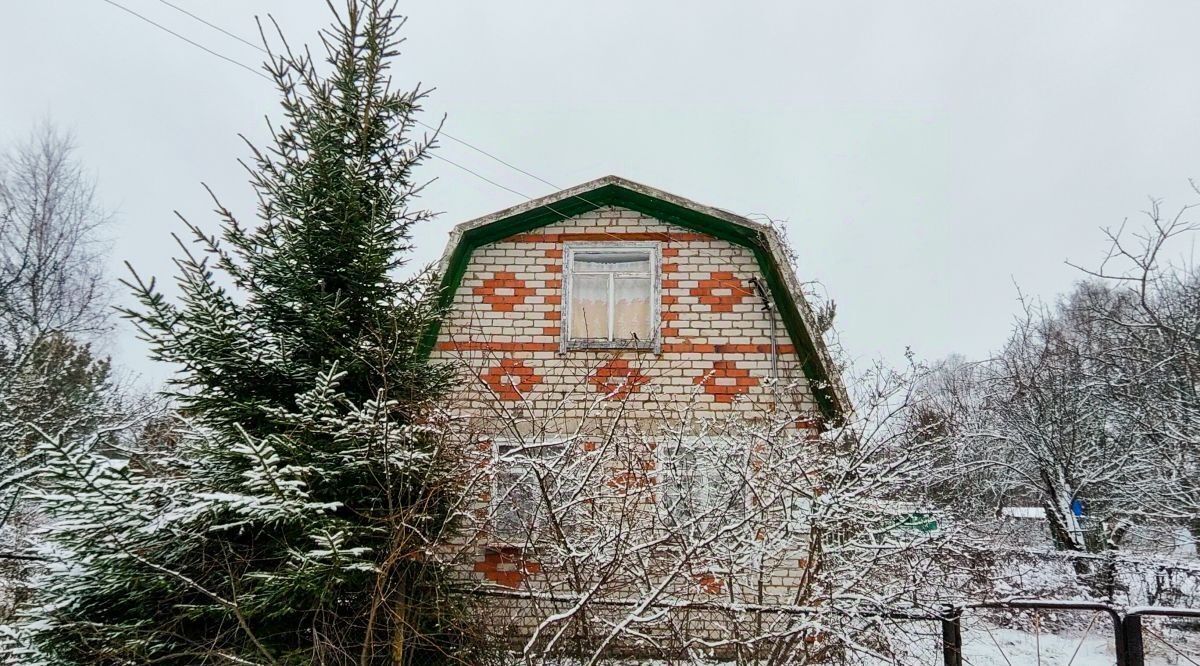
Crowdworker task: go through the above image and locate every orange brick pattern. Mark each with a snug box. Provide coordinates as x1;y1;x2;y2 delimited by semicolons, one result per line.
695;571;725;595
690;271;755;312
588;359;650;399
693;360;760;403
472;547;541;589
471;272;534;312
508;232;712;243
482;359;542;401
430;205;820;420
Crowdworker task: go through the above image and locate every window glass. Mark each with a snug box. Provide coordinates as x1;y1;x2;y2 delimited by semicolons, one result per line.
659;438;747;531
570;274;608;339
567;247;655;344
494;444;537;540
613;276;652;339
493;441;568;543
573;251;651;274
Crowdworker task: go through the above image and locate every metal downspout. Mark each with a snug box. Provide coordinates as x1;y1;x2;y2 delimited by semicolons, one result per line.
750;277;779;396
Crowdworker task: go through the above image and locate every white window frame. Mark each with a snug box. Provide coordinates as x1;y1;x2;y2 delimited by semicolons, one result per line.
490;437;571;545
562;242;661;353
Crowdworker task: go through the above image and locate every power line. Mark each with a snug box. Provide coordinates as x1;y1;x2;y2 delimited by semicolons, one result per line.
95;0;754;301
122;1;562;192
428;154;597;230
430;154;533;200
92;0;731;247
100;0;556;193
98;0;574;201
98;0;270;82
152;0;267;54
415;120;562;192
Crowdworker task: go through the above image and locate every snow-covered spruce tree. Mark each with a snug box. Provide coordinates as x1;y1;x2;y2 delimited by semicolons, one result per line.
0;334;116;623
4;2;478;664
0;123;119;628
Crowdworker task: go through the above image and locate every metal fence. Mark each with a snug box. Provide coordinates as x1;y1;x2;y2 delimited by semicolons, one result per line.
466;587;1200;664
939;600;1200;666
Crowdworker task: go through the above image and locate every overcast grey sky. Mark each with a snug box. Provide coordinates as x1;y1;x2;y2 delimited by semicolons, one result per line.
3;1;1199;385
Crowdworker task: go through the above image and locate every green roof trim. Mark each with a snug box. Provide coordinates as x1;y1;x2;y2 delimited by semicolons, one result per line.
419;178;846;423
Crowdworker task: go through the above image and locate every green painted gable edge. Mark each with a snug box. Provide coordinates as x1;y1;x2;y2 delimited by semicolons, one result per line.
418;182;844;424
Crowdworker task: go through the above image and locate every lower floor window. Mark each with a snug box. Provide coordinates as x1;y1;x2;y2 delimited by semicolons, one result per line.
489;436;752;542
658;437;749;531
492;439;568;542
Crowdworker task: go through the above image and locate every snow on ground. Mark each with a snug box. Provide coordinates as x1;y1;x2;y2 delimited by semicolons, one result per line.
519;624;1200;665
963;628;1132;665
520;628;1200;665
884;624;1200;666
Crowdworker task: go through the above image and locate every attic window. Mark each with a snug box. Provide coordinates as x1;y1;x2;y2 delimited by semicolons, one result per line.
564;243;659;351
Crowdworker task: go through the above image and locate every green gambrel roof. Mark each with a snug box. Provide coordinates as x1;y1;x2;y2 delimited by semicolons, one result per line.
421;176;848;423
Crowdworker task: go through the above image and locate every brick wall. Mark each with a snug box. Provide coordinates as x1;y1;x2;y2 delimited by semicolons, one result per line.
431;206;822;648
430;205;820;434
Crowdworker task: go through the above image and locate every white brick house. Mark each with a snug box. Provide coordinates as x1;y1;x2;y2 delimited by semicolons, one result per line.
423;176;849;650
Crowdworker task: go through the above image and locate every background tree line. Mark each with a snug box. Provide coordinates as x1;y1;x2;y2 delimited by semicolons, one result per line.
913;197;1200;592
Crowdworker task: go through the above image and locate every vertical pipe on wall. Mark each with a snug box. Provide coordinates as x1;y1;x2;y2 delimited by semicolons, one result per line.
750;277;778;386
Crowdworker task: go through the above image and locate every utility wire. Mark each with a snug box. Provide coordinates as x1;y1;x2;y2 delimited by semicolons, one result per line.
416;120;562;191
96;0;763;341
93;0;751;271
97;2;529;192
92;0;733;247
117;1;563;192
98;0;270;82
431;153;534;200
152;0;267;53
153;0;577;197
